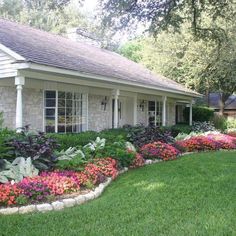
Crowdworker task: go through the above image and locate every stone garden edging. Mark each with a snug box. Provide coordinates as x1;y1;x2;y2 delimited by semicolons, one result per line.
0;151;210;215
0;167;130;215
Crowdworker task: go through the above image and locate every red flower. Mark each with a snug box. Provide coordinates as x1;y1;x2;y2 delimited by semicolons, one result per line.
140;141;180;161
0;184;22;206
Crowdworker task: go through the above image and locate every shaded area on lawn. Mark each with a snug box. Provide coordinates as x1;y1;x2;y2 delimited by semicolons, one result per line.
0;151;236;236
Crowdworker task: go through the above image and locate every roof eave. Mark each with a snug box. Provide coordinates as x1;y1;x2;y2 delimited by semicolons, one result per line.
15;61;202;98
0;43;25;61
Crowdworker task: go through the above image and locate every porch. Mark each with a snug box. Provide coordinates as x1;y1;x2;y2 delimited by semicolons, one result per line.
0;71;194;132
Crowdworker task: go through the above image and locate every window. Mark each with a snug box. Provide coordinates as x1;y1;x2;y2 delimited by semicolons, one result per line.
148;100;163;126
44;90;87;133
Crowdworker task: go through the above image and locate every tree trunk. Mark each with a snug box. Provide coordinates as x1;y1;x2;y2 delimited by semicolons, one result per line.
219;98;225;116
219;93;230;116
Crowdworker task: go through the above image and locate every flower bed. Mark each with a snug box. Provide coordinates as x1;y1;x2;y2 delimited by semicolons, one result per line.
0;184;22;206
0;158;118;207
140;141;180;160
176;134;236;152
1;131;236;210
225;131;236;138
129;153;145;168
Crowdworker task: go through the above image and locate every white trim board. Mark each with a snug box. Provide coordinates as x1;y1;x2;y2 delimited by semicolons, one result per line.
0;43;25;61
15;62;202;98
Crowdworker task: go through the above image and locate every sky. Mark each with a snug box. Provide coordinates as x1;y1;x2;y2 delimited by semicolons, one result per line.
81;0;98;13
78;0;148;44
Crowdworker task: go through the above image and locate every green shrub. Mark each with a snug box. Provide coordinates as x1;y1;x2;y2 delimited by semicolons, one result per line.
226;119;236;129
0;112;3;128
211;114;227;131
96;137;135;168
0;129;15;160
50;128;128;151
184;106;214;122
169;124;191;137
49;131;97;151
56;155;87;171
125;125;174;148
54;135;133;169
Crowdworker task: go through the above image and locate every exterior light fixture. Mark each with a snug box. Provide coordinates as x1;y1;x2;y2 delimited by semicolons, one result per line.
101;96;108;111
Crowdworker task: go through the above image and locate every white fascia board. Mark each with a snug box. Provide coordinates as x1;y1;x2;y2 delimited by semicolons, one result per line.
0;43;25;61
15;62;202;98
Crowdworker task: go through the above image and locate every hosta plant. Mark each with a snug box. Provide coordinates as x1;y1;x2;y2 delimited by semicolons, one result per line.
96;139;136;168
56;147;87;171
0;157;39;184
83;137;106;159
56;147;85;161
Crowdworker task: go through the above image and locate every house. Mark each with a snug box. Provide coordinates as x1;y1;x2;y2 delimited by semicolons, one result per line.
0;19;200;133
208;93;236;119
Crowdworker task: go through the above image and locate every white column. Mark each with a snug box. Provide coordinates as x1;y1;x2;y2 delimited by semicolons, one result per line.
113;89;120;128
189;100;193;126
162;96;167;126
133;94;137;126
15;76;25;132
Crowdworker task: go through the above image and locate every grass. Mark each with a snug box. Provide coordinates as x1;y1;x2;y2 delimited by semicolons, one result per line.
0;151;236;236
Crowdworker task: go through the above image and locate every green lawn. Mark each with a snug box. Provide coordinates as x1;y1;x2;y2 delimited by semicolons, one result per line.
0;151;236;236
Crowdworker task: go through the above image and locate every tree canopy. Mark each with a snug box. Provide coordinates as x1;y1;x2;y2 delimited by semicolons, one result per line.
0;0;119;49
0;0;89;33
119;21;236;114
111;0;236;114
100;0;235;40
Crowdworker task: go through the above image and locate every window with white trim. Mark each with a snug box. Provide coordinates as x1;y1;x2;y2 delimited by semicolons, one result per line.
44;90;87;133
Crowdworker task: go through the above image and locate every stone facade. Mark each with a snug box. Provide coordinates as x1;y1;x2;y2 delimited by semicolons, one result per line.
0;86;178;132
0;86;43;130
137;99;148;125
0;86;16;129
167;102;176;126
88;94;111;131
136;100;176;126
23;88;44;131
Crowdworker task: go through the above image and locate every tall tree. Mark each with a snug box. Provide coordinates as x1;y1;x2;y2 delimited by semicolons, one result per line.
100;0;235;40
119;23;236;114
0;0;88;33
0;0;116;47
119;28;214;92
102;0;236;115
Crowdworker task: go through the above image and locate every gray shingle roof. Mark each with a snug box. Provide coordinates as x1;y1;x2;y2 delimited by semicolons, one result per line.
209;93;236;110
0;18;199;96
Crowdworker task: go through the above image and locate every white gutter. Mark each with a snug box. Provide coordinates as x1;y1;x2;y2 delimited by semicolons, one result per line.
15;62;202;98
0;43;25;61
